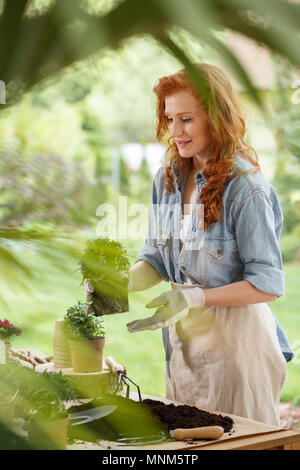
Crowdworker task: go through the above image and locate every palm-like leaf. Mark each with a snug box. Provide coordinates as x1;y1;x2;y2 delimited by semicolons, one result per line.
0;227;85;309
0;0;299;109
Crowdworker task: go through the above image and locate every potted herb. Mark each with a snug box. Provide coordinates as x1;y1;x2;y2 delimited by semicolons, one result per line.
63;301;105;373
80;237;130;316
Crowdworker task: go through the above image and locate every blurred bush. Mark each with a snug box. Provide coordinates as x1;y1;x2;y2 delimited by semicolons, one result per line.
280;233;300;263
0;143;108;227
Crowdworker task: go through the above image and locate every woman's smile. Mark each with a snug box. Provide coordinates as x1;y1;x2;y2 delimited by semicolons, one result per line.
176;140;192;147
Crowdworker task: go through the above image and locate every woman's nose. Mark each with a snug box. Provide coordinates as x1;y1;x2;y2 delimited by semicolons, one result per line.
170;119;184;138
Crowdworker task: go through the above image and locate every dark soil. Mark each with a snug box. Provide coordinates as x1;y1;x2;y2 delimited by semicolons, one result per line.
67;394;234;443
86;289;128;316
142;399;234;433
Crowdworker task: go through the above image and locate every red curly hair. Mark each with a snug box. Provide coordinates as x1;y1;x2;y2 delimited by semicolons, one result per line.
153;63;261;230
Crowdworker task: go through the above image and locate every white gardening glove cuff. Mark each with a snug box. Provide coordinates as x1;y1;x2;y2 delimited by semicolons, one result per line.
180;287;205;309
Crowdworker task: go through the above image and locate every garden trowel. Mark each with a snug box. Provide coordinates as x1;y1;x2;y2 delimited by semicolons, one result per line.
69;405;117;425
116;425;224;446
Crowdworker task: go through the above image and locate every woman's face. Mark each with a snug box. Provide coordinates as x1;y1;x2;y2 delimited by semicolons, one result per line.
164;89;212;161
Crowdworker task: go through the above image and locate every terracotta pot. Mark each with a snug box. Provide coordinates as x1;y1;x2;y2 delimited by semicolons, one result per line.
68;337;105;373
53;319;72;368
26;417;69;450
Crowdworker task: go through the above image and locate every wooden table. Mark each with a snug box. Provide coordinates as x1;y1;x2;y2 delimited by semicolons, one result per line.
68;393;300;451
190;429;300;450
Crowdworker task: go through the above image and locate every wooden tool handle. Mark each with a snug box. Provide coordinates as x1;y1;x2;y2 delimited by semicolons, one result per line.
170;426;224;440
105;356;127;375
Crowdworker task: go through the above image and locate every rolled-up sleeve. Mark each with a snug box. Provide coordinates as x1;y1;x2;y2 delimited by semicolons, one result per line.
233;190;285;296
135;176;169;282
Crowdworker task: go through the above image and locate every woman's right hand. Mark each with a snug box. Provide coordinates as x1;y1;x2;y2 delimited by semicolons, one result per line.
84;281;95;303
84;281;94;294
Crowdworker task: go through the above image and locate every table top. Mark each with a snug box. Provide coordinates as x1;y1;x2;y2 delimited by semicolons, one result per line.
67;392;300;451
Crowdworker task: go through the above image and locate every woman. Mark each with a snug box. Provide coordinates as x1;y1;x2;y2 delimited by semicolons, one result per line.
126;63;293;426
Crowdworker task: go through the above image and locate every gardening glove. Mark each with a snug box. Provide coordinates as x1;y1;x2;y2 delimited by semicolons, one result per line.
126;286;205;332
84;281;94;296
84;281;95;313
128;260;164;293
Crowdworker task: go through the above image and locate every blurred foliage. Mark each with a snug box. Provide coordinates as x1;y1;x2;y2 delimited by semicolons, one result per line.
0;36;178;228
0;144;95;227
0;226;87;310
274;168;300;235
1;0;300;110
0;357;77;421
0;422;33;450
280;234;300;263
267;56;300;262
269;56;300;165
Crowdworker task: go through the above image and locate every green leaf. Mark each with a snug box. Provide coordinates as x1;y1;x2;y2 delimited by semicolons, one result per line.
1;0;300;109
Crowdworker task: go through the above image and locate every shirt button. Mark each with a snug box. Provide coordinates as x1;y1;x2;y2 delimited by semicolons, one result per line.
217;249;223;255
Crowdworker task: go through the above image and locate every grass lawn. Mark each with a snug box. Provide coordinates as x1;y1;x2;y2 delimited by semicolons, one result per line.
271;262;300;404
3;245;300;403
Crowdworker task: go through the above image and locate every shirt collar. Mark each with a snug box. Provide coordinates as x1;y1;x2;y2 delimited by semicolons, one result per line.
194;169;206;185
170;159;207;191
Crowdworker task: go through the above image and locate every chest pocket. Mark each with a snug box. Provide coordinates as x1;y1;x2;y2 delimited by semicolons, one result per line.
203;238;238;259
190;237;242;286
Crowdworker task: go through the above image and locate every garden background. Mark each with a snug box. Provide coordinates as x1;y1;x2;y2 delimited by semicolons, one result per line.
1;0;300;404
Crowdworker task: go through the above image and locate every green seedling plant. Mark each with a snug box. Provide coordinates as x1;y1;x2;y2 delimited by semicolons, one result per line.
80;237;130;316
62;301;105;340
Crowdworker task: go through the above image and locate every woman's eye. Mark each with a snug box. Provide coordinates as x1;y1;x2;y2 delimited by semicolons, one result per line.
166;117;191;123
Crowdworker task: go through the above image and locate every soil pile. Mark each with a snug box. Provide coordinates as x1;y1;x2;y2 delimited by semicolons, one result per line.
142;399;234;433
67;394;234;443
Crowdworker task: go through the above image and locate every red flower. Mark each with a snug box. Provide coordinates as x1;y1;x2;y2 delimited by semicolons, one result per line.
0;319;22;338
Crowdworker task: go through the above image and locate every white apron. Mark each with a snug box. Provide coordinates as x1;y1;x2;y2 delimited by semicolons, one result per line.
165;282;287;426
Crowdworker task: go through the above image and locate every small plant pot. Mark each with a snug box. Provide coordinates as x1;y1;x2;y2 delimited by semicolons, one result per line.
68;337;105;373
26;417;69;450
53;319;72;368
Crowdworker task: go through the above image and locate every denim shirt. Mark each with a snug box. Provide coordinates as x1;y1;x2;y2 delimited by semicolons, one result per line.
136;155;294;363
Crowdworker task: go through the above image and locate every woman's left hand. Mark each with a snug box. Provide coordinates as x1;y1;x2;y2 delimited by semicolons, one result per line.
126;286;205;332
